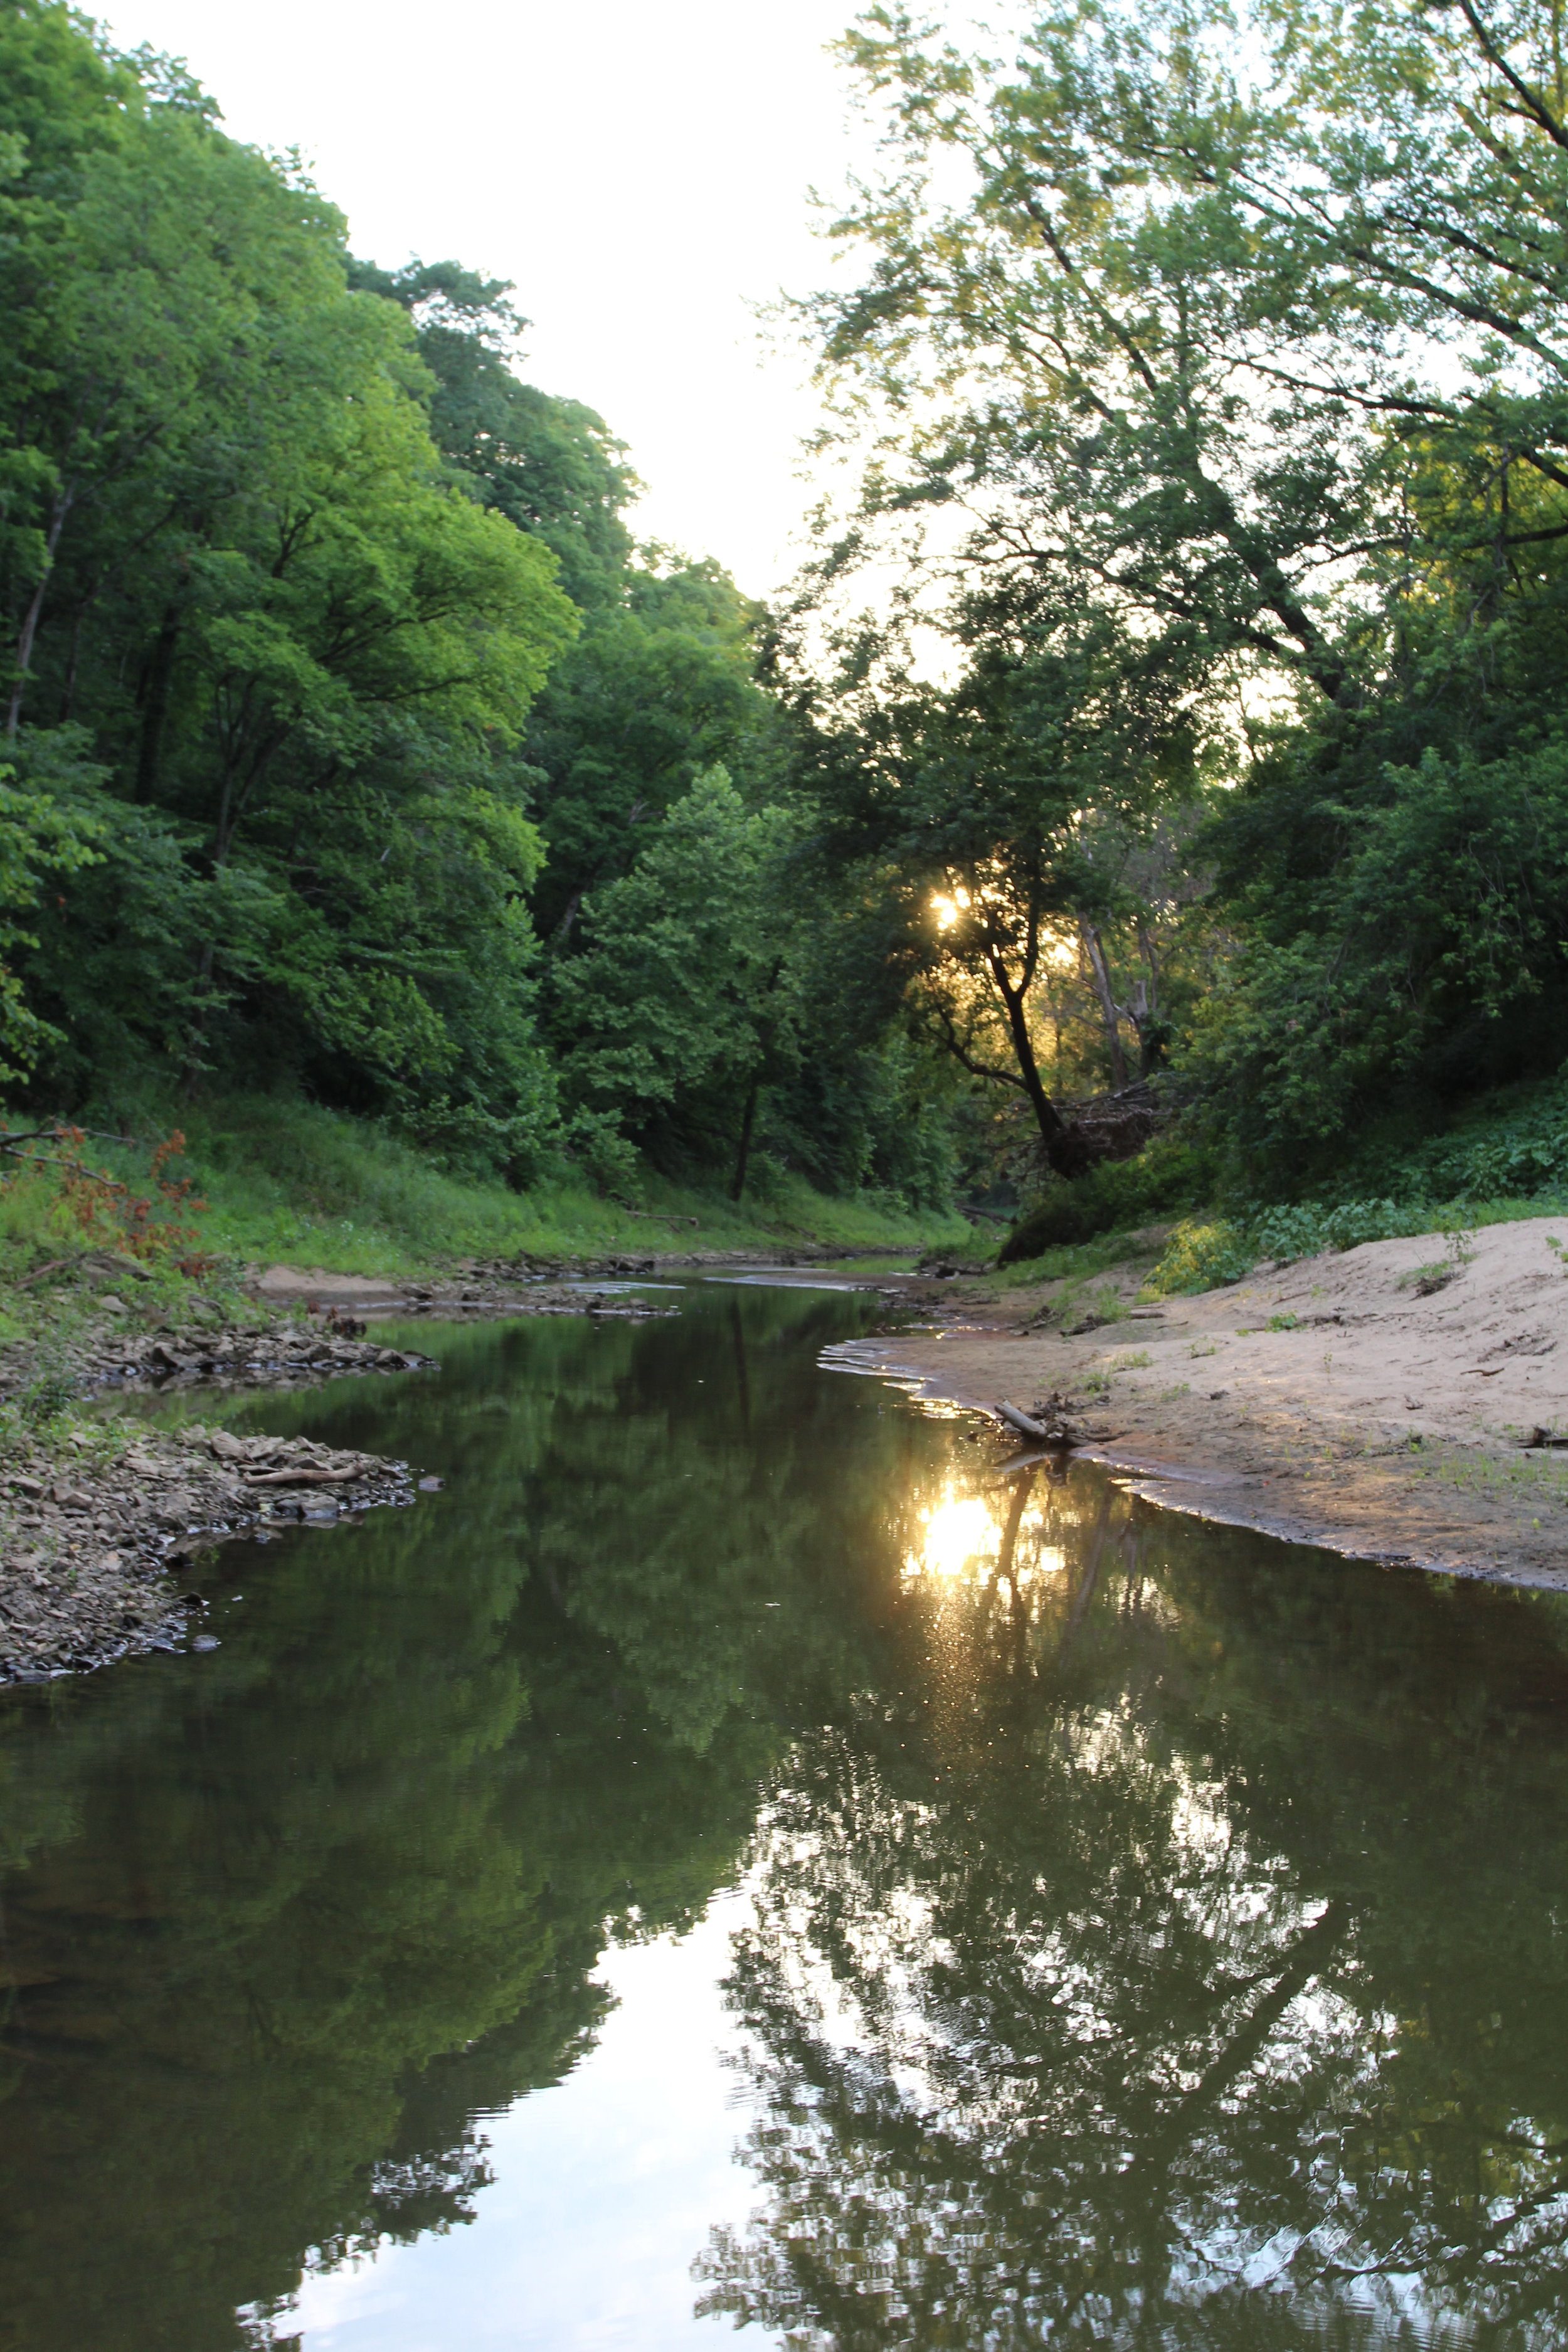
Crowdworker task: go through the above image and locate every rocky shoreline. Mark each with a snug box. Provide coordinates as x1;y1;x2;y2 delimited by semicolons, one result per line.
0;1239;899;1686
0;1422;421;1683
0;1253;696;1685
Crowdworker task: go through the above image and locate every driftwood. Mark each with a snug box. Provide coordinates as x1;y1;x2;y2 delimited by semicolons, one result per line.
617;1207;701;1229
995;1397;1085;1447
1;1125;134;1148
1025;1079;1186;1185
241;1466;367;1488
996;1401;1053;1441
15;1246;153;1290
13;1255;88;1288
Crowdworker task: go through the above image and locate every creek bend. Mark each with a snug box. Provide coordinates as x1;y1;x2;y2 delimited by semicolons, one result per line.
1;1278;1567;2350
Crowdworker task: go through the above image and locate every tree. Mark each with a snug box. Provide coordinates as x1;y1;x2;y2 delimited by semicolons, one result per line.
806;585;1202;1172
553;766;805;1196
0;7;580;1158
348;255;639;613
525;556;788;943
792;0;1568;1178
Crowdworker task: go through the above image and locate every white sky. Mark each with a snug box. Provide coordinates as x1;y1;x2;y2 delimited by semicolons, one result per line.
96;0;896;603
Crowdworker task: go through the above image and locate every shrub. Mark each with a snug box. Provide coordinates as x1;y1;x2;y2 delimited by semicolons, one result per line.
1249;1197;1418;1261
999;1192;1098;1258
998;1138;1212;1266
1142;1220;1256;1296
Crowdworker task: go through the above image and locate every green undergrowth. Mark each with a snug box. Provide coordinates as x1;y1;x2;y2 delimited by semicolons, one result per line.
1001;1067;1568;1301
0;1096;968;1281
1000;1068;1568;1286
1142;1192;1568;1296
997;1138;1212;1263
1330;1072;1568;1206
985;1225;1168;1297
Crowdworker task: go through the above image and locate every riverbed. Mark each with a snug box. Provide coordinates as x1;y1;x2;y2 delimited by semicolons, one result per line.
2;1278;1567;2349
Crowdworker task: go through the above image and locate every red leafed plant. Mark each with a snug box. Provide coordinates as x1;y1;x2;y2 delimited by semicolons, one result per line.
4;1123;213;1272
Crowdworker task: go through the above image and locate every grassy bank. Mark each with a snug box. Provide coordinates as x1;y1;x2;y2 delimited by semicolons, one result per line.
0;1097;971;1282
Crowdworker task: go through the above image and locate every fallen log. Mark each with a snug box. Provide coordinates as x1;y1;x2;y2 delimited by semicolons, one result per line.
995;1399;1084;1447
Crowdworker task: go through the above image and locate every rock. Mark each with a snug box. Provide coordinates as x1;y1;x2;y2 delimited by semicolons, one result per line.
191;1634;220;1652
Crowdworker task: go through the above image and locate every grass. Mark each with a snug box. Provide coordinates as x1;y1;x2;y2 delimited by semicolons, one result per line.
0;1094;972;1282
1400;1443;1568;1506
0;1096;973;1473
987;1224;1167;1296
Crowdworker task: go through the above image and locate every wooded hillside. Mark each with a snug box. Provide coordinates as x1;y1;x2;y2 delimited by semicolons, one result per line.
9;0;1568;1245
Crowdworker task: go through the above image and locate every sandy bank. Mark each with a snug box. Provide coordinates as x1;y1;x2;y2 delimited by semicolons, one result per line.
857;1214;1568;1590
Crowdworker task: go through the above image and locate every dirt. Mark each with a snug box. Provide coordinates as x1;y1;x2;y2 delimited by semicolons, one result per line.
854;1213;1568;1591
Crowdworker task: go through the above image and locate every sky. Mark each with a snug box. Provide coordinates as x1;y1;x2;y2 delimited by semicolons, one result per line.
96;0;896;603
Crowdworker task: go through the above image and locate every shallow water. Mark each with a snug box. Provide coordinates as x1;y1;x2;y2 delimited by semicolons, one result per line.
4;1281;1568;2350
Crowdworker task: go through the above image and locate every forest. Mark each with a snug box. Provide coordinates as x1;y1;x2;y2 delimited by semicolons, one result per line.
9;0;1568;1256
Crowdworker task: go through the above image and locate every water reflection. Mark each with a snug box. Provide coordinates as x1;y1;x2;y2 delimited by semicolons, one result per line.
700;1466;1568;2350
0;1288;1564;2348
0;1286;915;2351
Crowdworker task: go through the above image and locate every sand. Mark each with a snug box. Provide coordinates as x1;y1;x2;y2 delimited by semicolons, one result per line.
860;1214;1568;1590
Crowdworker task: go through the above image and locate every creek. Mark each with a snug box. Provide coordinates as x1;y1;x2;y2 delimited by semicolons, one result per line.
2;1278;1567;2350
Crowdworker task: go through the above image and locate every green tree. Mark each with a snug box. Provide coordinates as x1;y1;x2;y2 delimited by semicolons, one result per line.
348;256;638;613
0;6;579;1161
526;556;787;943
553;766;805;1195
803;586;1202;1172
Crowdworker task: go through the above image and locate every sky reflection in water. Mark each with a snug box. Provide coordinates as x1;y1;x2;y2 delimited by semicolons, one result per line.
2;1281;1567;2350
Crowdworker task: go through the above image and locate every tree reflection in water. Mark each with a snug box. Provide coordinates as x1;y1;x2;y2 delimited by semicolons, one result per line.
0;1290;1565;2349
697;1460;1568;2349
0;1289;886;2352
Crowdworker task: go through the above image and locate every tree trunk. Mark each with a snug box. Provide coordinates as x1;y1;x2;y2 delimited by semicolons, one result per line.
989;956;1095;1177
730;1078;760;1202
1132;920;1164;1075
6;487;76;739
134;600;183;804
1078;920;1130;1089
181;938;222;1100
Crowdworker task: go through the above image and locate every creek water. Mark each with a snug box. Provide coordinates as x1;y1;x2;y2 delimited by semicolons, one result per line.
3;1279;1568;2350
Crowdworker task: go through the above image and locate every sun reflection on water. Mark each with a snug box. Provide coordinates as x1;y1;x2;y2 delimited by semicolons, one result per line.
905;1483;1068;1586
911;1495;995;1577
